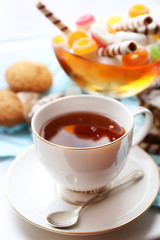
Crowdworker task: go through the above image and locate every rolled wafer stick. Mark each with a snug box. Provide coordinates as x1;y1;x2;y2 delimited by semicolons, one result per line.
134;22;160;35
114;31;147;45
90;23;147;45
97;41;137;57
36;2;71;36
112;14;153;32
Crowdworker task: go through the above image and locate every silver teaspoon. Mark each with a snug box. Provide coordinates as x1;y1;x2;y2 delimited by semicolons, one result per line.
47;170;143;229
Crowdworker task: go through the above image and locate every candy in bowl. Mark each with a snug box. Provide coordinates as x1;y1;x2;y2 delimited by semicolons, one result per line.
37;2;160;98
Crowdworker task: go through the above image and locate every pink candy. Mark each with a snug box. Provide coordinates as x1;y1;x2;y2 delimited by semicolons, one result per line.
76;14;95;31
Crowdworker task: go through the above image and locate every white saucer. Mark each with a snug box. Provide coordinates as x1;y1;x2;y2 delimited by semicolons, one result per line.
6;145;159;236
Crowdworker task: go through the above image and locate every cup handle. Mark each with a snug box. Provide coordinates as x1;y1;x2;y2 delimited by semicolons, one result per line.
131;106;153;147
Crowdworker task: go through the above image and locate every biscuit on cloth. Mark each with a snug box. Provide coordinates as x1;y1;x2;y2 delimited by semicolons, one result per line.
137;80;160;154
0;89;25;126
6;61;53;92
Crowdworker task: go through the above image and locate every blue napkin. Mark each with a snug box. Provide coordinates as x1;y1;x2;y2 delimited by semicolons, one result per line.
0;123;32;159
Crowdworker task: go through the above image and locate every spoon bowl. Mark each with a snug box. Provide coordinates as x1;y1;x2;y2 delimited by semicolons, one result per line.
47;210;80;228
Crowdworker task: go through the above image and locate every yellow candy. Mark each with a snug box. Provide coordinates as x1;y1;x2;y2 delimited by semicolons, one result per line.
107;15;122;25
72;37;97;56
107;15;122;33
129;4;150;18
53;35;66;44
68;30;88;48
53;35;68;50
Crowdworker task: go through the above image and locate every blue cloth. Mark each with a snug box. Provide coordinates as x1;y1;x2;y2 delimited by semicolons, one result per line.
0;40;159;207
0;123;32;158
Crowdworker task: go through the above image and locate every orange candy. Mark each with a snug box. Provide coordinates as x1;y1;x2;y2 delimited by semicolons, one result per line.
122;48;148;66
129;4;150;18
72;37;98;56
68;30;88;48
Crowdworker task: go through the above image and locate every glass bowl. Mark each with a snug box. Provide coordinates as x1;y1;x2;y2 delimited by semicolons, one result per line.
53;43;160;98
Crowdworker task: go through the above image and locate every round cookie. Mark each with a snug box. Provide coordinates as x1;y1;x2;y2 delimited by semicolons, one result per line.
0;89;25;126
6;61;53;92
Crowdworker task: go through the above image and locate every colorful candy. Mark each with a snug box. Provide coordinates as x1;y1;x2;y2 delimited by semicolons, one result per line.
97;41;137;57
149;43;160;61
76;14;95;31
107;16;122;25
129;4;150;18
122;48;148;66
67;30;88;48
37;2;160;70
53;35;66;44
72;37;97;55
53;35;68;49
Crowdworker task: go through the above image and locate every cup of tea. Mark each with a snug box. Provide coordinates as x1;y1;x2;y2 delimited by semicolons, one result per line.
31;95;153;194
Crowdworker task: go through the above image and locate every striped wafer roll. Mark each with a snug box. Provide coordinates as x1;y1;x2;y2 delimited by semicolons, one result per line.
134;22;160;35
112;14;153;32
97;41;137;57
36;2;71;36
90;23;147;46
114;31;147;45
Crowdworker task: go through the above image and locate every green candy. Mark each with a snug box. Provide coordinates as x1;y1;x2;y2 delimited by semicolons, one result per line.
150;43;160;61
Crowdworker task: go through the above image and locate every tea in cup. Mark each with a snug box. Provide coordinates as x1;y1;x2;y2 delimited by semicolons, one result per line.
31;95;152;195
40;111;125;148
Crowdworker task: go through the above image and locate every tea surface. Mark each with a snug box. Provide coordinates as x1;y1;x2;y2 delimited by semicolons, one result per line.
40;111;125;147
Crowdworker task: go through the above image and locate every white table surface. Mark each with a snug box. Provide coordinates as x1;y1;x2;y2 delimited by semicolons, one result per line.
1;0;160;239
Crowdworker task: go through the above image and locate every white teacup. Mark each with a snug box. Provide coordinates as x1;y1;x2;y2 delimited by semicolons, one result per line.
32;95;153;192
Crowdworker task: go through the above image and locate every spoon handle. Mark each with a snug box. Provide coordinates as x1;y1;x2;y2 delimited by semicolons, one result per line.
78;170;144;213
